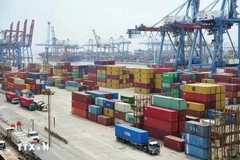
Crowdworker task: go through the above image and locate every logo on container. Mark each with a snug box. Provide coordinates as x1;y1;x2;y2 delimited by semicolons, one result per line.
18;142;49;151
124;131;131;137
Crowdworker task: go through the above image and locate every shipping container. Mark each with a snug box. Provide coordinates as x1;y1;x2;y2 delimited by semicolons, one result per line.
72;107;88;118
185;133;210;148
88;105;103;115
103;99;115;109
115;111;125;120
19;96;34;107
115;124;148;144
95;97;107;107
72;100;89;111
185;144;210;160
185;121;210;138
97;115;112;126
103;108;114;118
144;117;178;132
72;92;92;103
164;135;185;152
88;113;98;122
115;102;131;113
120;95;135;104
152;95;186;110
144;105;178;122
5;91;18;101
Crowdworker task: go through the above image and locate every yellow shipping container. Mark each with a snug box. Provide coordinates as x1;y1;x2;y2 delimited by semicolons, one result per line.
134;73;154;79
183;84;216;94
186;101;205;111
201;78;215;84
221;100;225;108
155;73;162;79
221;93;226;100
97;70;106;74
129;83;133;87
134;78;152;84
126;74;130;79
83;75;88;80
126;83;130;88
97;82;106;87
123;84;127;88
216;93;221;101
155;78;162;84
134;88;150;94
215;101;221;109
123;80;126;84
25;84;31;90
107;83;120;89
155;83;162;89
55;82;60;87
106;66;121;71
104;108;114;117
238;91;240;97
107;79;120;84
134;68;154;74
106;70;121;75
120;84;123;88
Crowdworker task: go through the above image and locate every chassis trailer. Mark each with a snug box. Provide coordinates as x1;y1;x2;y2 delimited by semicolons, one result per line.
115;124;160;155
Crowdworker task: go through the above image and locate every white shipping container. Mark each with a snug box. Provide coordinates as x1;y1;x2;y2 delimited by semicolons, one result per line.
115;102;131;113
13;78;25;85
66;86;78;92
197;12;204;21
204;10;224;21
163;16;191;25
36;79;41;84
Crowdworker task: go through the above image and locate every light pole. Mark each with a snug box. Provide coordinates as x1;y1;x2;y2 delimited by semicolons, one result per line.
31;119;34;131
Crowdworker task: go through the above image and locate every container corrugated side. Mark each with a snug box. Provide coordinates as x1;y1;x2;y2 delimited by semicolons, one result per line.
88;105;103;115
115;102;131;113
185;144;210;160
115;124;148;144
185;121;210;138
95;97;107;107
185;133;210;148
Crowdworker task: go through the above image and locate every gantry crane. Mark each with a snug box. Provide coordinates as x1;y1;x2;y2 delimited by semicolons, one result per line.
0;20;35;68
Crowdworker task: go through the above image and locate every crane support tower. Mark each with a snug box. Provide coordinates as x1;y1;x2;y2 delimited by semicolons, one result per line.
0;20;35;69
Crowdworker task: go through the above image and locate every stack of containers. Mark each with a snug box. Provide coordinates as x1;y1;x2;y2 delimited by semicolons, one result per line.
231;78;240;103
171;83;181;98
0;72;3;83
115;102;132;125
134;68;155;94
202;78;215;83
88;65;97;85
82;80;99;91
47;76;62;87
13;78;25;94
195;72;210;82
27;72;41;94
151;95;186;136
88;105;103;122
120;95;135;107
182;83;226;119
143;105;179;141
71;65;87;78
65;81;79;92
97;65;107;87
0;63;11;73
42;64;52;75
94;60;115;65
217;83;240;105
192;66;211;72
212;73;237;83
97;98;115;125
126;68;134;87
72;65;80;78
61;72;73;84
40;72;48;81
72;92;93;118
155;70;162;93
162;72;179;96
185;121;210;160
27;63;41;72
179;73;196;84
106;66;127;89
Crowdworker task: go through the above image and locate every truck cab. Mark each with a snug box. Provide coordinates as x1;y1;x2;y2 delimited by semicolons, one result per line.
148;141;161;155
0;140;6;150
27;131;40;142
11;98;19;104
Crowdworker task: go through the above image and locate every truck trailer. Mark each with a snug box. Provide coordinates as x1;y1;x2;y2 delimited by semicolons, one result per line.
5;92;19;104
115;124;160;155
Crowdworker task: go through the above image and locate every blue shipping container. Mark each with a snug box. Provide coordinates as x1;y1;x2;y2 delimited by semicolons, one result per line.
185;121;210;138
185;133;210;149
103;99;115;109
185;144;210;160
207;110;236;123
99;90;118;99
28;72;40;79
85;91;105;100
115;124;149;145
40;83;46;89
65;81;79;87
88;105;103;115
44;81;54;86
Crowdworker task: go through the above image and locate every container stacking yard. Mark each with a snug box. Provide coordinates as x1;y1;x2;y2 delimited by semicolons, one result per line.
0;60;240;160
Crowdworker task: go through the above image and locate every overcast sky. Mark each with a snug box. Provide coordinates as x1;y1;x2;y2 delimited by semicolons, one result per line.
1;0;239;57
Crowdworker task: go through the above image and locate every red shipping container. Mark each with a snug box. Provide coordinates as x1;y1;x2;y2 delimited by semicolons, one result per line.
88;113;98;122
178;110;186;121
7;77;14;83
97;115;112;126
155;68;176;74
164;135;185;152
35;89;41;95
115;111;125;120
144;105;178;122
72;100;90;111
186;115;200;122
72;108;88;118
226;91;237;98
182;92;195;101
72;92;92;103
83;80;95;86
5;91;18;101
178;121;185;132
19;96;34;107
231;78;240;84
237;97;240;104
186;109;205;118
144;117;178;132
96;65;106;70
88;73;97;77
143;125;178;141
30;85;36;90
134;82;154;89
14;84;26;90
25;78;36;85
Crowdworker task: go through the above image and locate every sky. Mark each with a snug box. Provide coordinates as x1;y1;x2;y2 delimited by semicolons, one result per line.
1;0;239;58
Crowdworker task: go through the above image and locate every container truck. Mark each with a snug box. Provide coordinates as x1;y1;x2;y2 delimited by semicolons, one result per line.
5;91;19;104
19;96;35;111
115;124;160;155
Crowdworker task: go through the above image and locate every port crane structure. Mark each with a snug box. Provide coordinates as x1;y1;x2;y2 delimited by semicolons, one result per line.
0;20;35;69
127;0;240;77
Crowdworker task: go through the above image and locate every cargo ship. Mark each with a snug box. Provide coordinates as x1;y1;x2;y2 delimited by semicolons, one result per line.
38;51;85;62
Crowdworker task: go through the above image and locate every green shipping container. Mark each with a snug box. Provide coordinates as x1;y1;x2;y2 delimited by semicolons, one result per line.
162;83;171;88
125;113;140;124
162;78;174;83
191;73;196;80
97;73;106;79
95;97;105;107
0;72;3;78
171;98;186;110
121;95;135;104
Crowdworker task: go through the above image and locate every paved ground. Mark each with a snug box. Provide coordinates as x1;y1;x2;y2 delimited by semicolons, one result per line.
0;87;198;160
